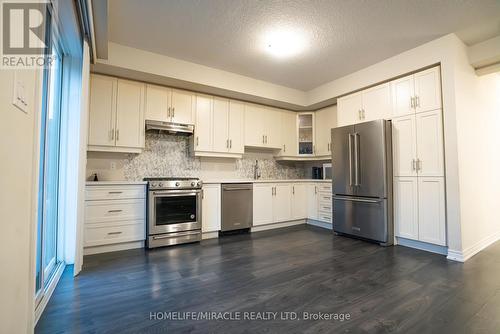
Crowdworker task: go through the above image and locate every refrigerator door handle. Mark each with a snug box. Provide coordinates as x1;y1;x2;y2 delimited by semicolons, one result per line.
354;132;360;186
334;196;382;204
348;133;353;187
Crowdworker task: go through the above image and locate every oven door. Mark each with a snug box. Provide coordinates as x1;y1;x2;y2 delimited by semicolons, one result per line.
148;189;202;235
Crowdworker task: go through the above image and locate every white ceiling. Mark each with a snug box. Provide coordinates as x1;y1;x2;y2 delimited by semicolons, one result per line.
108;0;500;91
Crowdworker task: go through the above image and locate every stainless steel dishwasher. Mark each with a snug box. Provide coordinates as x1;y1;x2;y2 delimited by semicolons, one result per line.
221;183;253;232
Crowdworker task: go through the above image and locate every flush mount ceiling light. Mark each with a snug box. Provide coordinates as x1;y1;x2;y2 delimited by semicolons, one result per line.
262;28;307;58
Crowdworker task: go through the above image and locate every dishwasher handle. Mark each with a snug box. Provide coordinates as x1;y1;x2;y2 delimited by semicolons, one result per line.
223;187;252;191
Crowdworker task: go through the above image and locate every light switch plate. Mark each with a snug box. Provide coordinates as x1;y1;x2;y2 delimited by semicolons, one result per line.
12;71;28;113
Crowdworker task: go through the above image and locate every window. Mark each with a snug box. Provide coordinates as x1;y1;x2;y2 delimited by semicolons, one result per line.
35;8;64;303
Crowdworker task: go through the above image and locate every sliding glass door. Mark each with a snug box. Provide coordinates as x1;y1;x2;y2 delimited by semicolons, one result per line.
35;10;64;301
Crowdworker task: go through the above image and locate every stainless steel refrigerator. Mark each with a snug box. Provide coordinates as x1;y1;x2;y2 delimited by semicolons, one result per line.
331;119;393;245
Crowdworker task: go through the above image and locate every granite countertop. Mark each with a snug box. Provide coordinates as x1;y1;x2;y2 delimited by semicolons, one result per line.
85;181;148;186
86;179;331;186
202;179;332;184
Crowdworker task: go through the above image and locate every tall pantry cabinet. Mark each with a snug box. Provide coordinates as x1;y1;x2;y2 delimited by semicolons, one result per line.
391;66;446;246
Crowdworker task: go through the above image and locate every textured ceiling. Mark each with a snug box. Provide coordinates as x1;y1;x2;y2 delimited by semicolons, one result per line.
108;0;500;91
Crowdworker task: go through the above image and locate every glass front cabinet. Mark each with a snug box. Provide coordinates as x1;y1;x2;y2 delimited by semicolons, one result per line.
297;112;315;156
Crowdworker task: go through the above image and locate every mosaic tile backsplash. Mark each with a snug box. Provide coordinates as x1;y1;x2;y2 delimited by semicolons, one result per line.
87;133;307;181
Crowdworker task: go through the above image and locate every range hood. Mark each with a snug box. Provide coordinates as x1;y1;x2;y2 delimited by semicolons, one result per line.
145;120;194;136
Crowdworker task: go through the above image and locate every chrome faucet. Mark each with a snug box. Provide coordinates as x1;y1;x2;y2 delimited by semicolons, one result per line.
253;160;261;180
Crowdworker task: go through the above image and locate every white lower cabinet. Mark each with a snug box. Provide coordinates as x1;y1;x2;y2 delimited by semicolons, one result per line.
291;183;308;219
274;184;292;222
394;176;446;246
394;177;419;240
418;177;446;246
307;184;319;220
84;184;146;252
253;183;274;226
201;184;221;233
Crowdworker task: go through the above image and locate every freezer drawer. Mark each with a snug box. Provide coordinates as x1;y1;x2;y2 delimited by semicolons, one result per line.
333;196;392;244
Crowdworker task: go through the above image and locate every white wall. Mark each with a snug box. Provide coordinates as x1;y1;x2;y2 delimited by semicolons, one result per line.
453;39;500;259
96;42;308;107
0;69;40;333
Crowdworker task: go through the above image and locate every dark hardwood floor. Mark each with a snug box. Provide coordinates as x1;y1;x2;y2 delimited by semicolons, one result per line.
36;225;500;333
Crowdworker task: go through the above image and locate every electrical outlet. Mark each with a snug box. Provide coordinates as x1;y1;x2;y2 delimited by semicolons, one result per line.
110;162;117;170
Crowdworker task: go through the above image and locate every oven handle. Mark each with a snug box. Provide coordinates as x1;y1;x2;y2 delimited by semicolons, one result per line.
151;190;201;197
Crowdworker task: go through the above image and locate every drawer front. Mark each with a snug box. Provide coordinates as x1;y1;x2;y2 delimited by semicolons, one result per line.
84;221;145;247
86;185;146;201
317;212;332;223
319;193;332;204
319;203;332;213
85;199;145;224
318;184;332;193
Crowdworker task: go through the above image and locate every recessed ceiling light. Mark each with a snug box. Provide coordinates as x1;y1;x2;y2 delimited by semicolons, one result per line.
262;28;306;59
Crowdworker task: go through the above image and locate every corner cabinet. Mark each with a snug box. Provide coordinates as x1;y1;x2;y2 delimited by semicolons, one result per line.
88;74;145;153
314;105;337;157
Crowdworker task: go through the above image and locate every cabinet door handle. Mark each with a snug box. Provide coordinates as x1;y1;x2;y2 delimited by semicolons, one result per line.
108;191;123;194
196;136;199;146
412;159;416;171
358;109;362;120
108;209;123;213
265;135;268;144
362;109;365;119
283;144;286;152
416;96;420;108
292;186;295;195
107;231;122;235
229;139;232;149
116;129;119;141
226;139;229;148
172;107;175;118
262;135;265;144
167;107;171;118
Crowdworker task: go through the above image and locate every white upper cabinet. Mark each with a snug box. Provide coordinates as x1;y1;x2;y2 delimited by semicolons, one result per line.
202;184;221;233
337;92;362;126
88;74;116;147
266;108;282;149
115;79;145;149
228;100;245;154
145;85;194;124
253;183;274;226
279;111;298;156
418;177;446;246
145;84;169;122
414;67;442;113
391;66;442;117
194;95;213;152
291;183;308;219
394;177;419;240
315;106;336;157
273;183;292;222
88;74;145;153
212;97;230;153
170;89;195;124
244;103;266;147
392;115;418;177
416;110;444;177
193;96;245;157
391;75;414;117
362;83;392;121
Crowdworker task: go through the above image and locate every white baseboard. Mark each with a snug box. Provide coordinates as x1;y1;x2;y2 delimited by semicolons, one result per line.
251;219;305;232
202;231;219;240
396;237;448;256
34;262;65;325
447;230;500;262
307;219;333;230
83;241;145;255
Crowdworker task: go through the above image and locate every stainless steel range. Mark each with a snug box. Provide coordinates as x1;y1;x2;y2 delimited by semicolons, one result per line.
144;177;202;248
